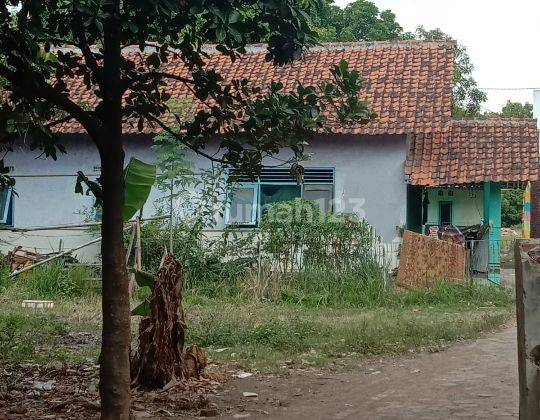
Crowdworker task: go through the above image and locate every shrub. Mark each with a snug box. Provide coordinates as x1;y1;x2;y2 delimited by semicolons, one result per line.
260;200;387;276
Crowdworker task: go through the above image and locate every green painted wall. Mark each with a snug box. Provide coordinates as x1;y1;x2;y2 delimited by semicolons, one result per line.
426;188;484;226
483;182;502;284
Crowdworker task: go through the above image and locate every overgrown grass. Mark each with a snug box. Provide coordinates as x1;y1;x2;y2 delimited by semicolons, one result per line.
238;267;514;309
0;295;102;365
0;229;515;372
186;300;513;371
0;277;514;370
15;262;98;300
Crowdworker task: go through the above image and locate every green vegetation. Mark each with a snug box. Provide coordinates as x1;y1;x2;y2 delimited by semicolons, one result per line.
21;262;98;299
502;189;524;228
0;286;101;365
0;209;514;370
187;301;512;371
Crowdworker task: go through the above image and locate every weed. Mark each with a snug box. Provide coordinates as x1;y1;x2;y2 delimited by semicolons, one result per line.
0;313;68;363
185;301;513;371
19;262;97;299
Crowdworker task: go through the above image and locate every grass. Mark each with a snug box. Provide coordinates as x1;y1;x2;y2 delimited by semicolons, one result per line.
185;286;514;371
21;262;98;299
0;258;515;371
0;285;102;365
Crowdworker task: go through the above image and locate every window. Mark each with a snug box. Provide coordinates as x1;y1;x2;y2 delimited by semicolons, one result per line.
260;184;301;213
304;184;333;214
226;185;258;225
0;188;13;225
439;201;452;226
226;168;334;226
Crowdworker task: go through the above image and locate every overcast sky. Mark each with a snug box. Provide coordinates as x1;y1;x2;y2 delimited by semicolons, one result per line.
335;0;540;112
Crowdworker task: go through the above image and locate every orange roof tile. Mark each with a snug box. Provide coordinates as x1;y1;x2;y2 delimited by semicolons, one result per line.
55;41;455;135
405;119;540;186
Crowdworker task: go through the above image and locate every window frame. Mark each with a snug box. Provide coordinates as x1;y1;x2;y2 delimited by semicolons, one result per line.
225;167;335;227
225;182;259;226
0;187;13;225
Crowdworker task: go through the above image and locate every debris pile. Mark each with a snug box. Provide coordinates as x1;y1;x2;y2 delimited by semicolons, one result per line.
131;253;207;389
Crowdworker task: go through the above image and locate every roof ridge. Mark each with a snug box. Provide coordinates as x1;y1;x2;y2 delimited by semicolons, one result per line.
452;117;537;126
55;39;457;55
200;40;456;54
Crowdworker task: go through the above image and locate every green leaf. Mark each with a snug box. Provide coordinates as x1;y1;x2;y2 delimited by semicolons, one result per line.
123;157;156;221
132;269;154;289
131;299;150;316
42;52;58;64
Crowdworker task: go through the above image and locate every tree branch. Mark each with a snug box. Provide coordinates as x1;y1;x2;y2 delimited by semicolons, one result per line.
122;70;196;93
0;64;101;139
72;8;104;88
145;116;228;164
45;114;75;129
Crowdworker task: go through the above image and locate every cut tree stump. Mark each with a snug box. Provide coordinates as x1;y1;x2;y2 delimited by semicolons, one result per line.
131;253;206;389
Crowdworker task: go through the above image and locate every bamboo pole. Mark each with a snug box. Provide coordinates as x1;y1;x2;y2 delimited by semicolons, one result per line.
169;178;174;253
0;215;168;233
11;236;103;277
135;214;142;271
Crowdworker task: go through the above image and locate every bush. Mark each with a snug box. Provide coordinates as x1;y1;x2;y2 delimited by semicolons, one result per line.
133;219;256;299
133;200;513;310
260;200;386;275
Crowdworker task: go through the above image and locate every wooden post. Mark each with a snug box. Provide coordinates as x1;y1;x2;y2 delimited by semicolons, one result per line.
515;238;540;419
128;212;143;295
135;214;142;271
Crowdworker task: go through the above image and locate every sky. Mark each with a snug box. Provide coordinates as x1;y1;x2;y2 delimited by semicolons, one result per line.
335;0;540;112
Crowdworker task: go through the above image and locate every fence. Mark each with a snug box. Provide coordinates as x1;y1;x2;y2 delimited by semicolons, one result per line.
397;230;467;289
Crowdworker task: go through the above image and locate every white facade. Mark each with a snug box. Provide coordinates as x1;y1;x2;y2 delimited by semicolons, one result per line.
0;133;408;260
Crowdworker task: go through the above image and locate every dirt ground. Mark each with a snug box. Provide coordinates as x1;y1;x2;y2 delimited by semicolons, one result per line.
211;325;518;419
0;325;518;419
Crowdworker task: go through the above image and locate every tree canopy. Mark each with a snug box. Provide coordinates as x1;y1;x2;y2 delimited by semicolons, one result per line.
309;1;487;117
310;0;402;42
500;100;533;118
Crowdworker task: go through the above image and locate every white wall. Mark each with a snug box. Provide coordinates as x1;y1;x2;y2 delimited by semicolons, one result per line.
1;133;408;258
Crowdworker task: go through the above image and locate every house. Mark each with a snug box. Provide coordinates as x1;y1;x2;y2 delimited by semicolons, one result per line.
1;41;538;281
405;119;539;283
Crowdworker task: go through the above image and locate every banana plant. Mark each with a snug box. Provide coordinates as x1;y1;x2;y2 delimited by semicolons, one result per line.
131;269;155;316
123;157;157;221
75;156;156;221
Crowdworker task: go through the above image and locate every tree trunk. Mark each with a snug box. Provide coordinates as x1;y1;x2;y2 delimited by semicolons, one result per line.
99;140;131;419
99;1;130;417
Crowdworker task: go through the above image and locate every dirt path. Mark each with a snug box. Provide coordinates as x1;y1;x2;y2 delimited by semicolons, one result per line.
212;326;518;419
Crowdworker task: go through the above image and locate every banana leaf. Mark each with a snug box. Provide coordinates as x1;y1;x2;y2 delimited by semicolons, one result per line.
123;157;156;221
132;268;155;289
132;299;151;316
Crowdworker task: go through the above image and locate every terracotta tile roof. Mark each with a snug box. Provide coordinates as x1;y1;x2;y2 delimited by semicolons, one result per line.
55;41;455;135
405;119;540;186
